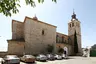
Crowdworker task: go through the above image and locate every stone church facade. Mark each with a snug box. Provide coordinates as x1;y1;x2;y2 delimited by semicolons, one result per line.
7;12;82;55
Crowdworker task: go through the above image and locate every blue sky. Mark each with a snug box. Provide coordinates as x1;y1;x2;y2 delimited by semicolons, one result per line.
0;0;96;51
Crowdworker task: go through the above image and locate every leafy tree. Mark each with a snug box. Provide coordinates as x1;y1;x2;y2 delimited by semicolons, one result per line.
0;0;57;16
58;47;64;54
91;44;96;50
90;44;96;57
47;44;54;53
74;31;78;55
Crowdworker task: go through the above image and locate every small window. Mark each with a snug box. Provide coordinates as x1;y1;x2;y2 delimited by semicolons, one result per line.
70;24;71;27
59;46;60;48
42;30;44;35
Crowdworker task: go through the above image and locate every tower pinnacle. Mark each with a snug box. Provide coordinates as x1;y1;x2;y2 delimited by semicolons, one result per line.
33;14;38;20
73;9;75;15
71;9;77;20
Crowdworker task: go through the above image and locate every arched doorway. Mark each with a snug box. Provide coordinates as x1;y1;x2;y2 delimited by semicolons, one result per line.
63;46;68;55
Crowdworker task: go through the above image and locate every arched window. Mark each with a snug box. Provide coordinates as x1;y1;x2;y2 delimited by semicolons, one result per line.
62;36;64;43
72;23;74;27
68;37;71;44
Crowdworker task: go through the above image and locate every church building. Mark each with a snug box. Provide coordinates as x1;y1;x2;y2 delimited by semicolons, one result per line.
7;12;82;55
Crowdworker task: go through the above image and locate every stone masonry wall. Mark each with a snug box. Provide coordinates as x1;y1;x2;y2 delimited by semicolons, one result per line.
24;18;56;55
7;40;24;56
12;20;24;40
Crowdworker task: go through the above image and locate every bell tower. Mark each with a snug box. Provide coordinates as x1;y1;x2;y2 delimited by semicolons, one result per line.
68;11;82;55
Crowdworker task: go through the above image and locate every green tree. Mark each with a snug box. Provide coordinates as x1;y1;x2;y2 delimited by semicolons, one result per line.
90;44;96;57
58;47;64;54
74;31;78;55
91;44;96;50
0;0;57;16
47;44;54;53
90;44;96;56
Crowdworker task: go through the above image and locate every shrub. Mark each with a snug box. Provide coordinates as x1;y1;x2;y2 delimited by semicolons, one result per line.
47;44;54;53
58;47;64;54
